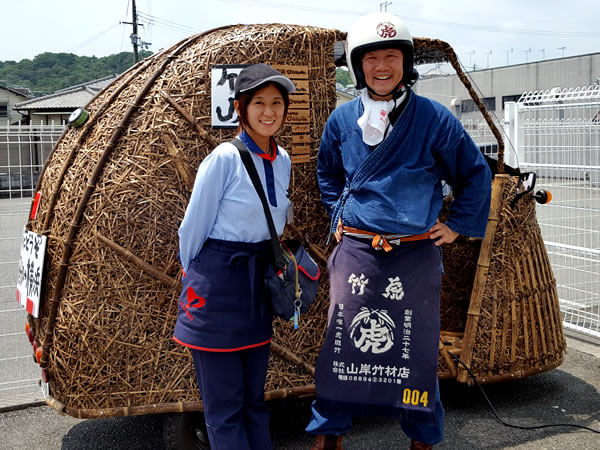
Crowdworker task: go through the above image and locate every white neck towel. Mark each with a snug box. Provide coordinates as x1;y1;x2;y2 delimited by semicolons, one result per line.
357;89;406;145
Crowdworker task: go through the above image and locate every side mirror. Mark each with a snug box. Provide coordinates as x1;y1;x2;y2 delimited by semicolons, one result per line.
518;172;536;194
511;172;536;208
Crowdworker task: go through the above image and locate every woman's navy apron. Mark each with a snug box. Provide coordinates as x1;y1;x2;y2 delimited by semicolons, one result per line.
174;238;272;351
315;236;441;423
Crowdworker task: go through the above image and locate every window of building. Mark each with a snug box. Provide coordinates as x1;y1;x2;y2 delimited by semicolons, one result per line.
461;97;496;113
0;104;8;117
478;143;498;156
502;94;521;109
461;99;476;113
483;97;496;111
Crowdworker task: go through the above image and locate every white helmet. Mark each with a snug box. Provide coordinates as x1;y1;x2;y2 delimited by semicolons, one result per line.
345;12;414;91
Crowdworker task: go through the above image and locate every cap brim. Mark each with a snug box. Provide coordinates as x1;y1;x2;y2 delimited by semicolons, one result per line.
238;75;296;95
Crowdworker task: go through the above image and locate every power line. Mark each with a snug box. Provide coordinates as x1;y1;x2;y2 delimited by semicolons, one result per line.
137;11;198;32
68;22;121;53
144;0;153;49
219;0;600;38
137;11;200;35
137;18;198;36
401;15;600;38
218;0;366;16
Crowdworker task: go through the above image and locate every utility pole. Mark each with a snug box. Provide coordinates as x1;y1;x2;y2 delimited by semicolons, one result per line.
505;48;513;65
131;0;139;63
557;46;566;58
467;50;475;71
122;0;150;62
522;48;531;63
380;1;392;12
539;49;545;60
483;50;492;68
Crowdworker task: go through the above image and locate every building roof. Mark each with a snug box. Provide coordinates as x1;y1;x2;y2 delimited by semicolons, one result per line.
14;74;118;111
420;65;451;78
0;83;32;99
337;88;359;100
336;89;357;102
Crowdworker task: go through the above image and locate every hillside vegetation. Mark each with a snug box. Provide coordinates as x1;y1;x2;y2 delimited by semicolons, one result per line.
1;51;352;97
0;51;152;96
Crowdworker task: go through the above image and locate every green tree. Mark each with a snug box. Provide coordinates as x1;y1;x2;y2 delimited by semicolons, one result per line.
335;67;353;87
0;51;153;96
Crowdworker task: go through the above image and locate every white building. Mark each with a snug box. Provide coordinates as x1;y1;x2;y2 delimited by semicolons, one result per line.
414;52;600;122
0;83;31;124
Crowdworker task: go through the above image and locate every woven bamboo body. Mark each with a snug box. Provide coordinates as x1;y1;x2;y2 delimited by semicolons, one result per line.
26;24;564;419
438;175;566;383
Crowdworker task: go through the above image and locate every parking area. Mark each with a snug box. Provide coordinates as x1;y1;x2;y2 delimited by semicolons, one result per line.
1;336;598;449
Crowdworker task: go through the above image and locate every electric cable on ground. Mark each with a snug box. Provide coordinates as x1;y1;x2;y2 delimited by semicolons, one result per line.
447;352;600;434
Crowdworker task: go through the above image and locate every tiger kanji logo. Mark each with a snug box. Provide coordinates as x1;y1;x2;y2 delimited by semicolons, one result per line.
377;22;397;38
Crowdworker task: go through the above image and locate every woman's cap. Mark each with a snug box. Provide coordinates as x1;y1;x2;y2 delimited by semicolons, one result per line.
234;64;296;99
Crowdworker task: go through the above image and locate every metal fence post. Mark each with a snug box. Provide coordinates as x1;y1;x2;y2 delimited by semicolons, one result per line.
504;101;523;168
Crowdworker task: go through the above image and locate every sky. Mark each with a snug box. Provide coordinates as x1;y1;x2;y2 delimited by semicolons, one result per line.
1;0;599;71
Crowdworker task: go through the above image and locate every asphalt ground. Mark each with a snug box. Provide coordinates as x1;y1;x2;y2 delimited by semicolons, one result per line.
0;334;598;450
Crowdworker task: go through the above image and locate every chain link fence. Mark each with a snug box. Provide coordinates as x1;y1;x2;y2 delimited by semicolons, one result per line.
506;85;600;340
0;122;61;409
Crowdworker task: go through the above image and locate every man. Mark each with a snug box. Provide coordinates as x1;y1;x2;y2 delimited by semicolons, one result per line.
307;12;492;450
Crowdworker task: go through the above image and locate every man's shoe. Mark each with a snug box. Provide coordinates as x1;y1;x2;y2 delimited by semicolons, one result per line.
310;434;343;450
410;440;433;450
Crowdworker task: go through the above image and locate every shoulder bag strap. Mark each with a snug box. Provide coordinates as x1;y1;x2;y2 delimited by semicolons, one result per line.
230;138;287;269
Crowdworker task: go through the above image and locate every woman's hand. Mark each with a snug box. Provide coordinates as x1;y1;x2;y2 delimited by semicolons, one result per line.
334;218;343;243
429;220;459;246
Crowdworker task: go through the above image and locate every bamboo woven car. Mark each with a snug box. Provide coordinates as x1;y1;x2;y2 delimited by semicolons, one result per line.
24;23;565;425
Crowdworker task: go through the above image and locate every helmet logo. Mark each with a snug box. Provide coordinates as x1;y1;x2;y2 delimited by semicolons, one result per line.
376;22;397;39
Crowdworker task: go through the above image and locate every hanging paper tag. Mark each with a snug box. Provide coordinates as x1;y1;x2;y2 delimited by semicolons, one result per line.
16;228;47;318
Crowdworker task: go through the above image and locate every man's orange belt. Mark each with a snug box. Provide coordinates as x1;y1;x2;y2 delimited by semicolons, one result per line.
342;225;432;252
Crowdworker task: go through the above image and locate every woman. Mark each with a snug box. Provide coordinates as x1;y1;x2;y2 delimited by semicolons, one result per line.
174;63;295;450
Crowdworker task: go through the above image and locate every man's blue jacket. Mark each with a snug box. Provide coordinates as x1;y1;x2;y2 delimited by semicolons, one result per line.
317;92;492;238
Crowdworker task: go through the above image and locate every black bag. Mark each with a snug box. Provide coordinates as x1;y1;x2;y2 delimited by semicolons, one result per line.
264;239;320;321
232;138;320;327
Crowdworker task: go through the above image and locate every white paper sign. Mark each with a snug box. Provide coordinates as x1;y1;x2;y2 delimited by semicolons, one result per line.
211;64;248;128
40;371;50;398
16;228;47;318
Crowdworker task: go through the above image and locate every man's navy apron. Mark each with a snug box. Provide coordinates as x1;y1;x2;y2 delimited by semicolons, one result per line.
315;235;441;423
174;238;272;351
